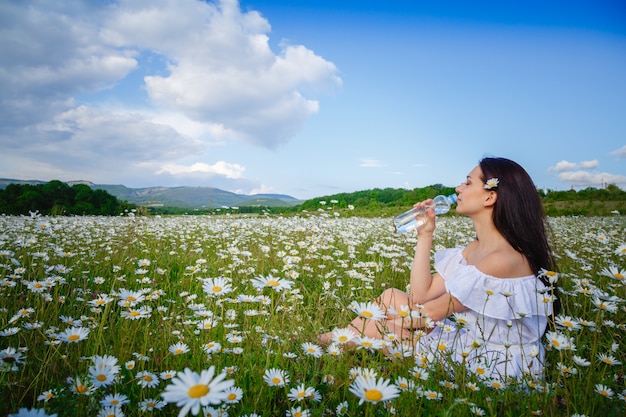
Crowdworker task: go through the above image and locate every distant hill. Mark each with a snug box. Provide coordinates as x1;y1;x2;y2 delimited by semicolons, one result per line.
0;179;302;209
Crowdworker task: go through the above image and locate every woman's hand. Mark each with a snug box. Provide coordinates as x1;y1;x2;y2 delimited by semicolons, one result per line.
414;199;436;235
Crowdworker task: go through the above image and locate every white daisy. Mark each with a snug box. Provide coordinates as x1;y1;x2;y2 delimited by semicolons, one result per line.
263;368;289;387
349;301;386;321
250;274;294;292
88;355;120;388
484;177;499;189
137;371;160;388
330;327;357;345
55;326;90;344
161;367;234;417
202;277;233;297
348;375;400;404
169;342;190;356
300;342;323;358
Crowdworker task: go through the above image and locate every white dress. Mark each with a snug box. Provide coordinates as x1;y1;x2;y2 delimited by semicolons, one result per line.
419;247;553;381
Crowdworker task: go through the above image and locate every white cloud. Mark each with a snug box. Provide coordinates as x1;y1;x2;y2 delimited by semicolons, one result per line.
360;159;384;168
0;0;340;190
549;158;626;188
609;145;626;159
549;160;598;172
157;161;245;179
0;1;137;130
579;159;599;169
249;184;279;195
557;170;626;187
549;161;577;172
104;0;341;148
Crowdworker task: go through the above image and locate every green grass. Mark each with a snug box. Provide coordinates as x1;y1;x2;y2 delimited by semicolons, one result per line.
0;211;624;416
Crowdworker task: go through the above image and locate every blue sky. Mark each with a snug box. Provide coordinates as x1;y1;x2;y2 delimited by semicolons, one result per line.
1;0;624;199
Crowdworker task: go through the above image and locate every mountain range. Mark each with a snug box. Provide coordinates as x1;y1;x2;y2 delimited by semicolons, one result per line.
0;179;302;209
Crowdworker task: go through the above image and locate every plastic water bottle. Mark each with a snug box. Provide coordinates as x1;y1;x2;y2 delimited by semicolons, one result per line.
393;194;457;233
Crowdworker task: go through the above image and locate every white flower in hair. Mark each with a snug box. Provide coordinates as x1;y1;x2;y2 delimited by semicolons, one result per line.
484;178;499;190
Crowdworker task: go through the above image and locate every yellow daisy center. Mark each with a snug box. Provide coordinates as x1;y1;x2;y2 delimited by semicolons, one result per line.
188;384;210;398
68;334;80;341
271;377;281;384
76;385;87;393
364;388;383;402
360;311;373;318
143;375;153;381
338;335;348;342
126;296;137;302
227;393;237;401
267;279;280;287
97;374;107;381
614;273;624;280
212;286;222;292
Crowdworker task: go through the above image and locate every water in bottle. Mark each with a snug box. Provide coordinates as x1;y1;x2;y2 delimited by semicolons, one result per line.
393;194;457;233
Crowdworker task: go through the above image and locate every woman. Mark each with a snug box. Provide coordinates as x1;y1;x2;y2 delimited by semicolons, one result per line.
321;157;557;381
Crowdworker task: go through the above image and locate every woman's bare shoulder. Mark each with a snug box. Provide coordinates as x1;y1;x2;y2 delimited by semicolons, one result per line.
477;249;534;279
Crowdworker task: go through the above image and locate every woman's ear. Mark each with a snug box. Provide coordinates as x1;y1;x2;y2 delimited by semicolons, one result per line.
484;191;498;207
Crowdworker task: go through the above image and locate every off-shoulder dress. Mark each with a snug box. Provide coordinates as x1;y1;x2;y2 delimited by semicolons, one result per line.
418;247;553;380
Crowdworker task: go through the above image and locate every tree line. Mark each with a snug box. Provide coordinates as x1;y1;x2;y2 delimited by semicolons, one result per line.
2;180;624;217
292;184;626;217
0;181;135;215
148;184;625;217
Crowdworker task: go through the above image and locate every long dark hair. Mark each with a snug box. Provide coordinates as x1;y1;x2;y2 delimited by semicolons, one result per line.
478;157;558;287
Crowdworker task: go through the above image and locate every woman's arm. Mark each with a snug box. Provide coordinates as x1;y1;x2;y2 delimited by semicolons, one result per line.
394;291;466;332
409;229;435;304
421;291;466;322
409;200;444;304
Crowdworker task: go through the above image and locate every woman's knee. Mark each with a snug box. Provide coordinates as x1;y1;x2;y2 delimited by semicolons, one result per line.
378;288;408;307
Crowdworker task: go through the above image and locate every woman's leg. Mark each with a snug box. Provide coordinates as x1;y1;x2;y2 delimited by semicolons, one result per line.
376;288;416;341
319;287;413;344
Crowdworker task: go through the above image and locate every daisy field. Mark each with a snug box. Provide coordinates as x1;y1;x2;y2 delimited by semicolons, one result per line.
0;209;624;416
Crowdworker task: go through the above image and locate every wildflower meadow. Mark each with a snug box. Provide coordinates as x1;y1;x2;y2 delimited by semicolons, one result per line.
1;209;624;417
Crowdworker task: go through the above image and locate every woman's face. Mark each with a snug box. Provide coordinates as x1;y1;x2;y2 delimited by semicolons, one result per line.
455;165;489;215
